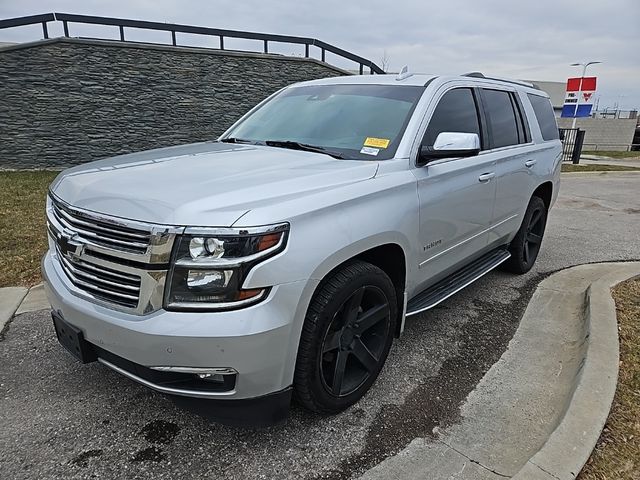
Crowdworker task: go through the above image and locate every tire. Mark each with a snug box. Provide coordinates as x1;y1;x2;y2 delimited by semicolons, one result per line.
293;261;397;414
503;196;548;274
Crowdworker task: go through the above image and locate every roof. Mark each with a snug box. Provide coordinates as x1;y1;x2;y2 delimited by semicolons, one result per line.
294;73;548;97
297;73;438;87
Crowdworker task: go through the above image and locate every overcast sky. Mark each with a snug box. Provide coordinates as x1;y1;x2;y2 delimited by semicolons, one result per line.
1;0;639;109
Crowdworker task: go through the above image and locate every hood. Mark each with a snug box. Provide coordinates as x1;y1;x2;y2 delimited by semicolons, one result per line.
51;142;379;226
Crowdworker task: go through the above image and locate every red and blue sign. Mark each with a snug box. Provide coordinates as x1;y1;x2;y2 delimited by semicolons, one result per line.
561;77;597;118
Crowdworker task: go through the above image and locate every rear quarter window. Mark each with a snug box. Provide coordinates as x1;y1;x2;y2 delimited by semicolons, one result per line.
527;94;559;141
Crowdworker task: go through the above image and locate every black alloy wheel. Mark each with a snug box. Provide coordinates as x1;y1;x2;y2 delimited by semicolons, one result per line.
503;195;548;274
319;285;390;397
523;204;545;266
293;261;397;414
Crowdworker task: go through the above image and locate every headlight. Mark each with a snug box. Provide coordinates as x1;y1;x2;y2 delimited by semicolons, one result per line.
165;223;289;311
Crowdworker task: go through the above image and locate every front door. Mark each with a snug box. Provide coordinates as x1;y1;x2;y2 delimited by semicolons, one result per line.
412;87;496;293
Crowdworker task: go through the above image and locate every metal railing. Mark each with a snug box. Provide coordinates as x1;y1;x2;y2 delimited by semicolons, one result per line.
559;128;586;164
0;12;385;74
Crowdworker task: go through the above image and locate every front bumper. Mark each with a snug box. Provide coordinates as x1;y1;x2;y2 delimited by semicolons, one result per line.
43;251;314;402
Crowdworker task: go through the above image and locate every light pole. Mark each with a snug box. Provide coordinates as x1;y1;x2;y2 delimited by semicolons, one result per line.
614;94;626;118
570;61;601;128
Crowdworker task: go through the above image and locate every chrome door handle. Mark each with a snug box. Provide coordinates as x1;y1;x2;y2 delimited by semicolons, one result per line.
478;172;495;182
525;159;537;168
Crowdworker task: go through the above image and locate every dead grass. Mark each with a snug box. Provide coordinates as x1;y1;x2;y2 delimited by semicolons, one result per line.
579;278;640;479
0;171;59;287
561;163;640;173
583;151;640;160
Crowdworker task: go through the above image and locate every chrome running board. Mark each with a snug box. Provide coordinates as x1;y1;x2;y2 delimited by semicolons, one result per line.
406;248;511;317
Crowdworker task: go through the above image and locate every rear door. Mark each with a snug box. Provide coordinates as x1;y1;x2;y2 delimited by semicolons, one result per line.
477;88;537;245
412;87;496;292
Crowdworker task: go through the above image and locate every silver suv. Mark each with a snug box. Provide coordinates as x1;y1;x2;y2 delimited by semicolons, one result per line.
43;72;561;425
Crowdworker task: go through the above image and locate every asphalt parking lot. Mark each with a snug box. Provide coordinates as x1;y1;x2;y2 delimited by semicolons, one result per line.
1;172;639;480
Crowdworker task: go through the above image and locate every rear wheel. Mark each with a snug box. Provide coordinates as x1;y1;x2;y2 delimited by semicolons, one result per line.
294;261;397;414
503;196;547;274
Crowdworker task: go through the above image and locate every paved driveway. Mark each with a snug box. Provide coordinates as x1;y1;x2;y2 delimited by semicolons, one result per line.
1;173;638;480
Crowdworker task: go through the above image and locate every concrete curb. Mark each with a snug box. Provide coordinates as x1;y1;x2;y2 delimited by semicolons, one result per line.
0;283;50;334
0;287;29;333
513;268;639;480
581;154;640;162
561;170;640;176
15;283;49;315
359;262;640;480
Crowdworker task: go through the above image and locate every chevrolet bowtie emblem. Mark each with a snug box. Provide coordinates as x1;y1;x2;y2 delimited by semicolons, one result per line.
58;232;84;258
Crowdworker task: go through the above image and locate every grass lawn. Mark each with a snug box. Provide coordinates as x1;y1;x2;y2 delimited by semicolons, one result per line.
561;163;640;173
579;278;640;479
0;171;59;288
583;151;640;160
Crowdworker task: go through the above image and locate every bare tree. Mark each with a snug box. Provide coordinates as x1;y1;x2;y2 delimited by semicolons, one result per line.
380;50;390;73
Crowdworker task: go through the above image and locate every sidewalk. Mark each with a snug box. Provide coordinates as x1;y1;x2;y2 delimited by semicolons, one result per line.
579;155;640;168
360;262;640;480
0;283;48;333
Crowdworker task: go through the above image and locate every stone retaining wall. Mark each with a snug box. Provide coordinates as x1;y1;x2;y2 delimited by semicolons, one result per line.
0;38;347;169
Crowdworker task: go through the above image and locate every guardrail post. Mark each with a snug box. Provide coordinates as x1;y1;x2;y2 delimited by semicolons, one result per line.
305;44;309;57
171;31;176;46
41;21;48;39
119;25;125;41
321;47;325;62
62;20;69;37
359;64;363;75
219;35;224;50
263;40;268;53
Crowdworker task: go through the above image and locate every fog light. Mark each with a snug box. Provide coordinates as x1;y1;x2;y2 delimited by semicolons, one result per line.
197;373;225;382
186;269;233;289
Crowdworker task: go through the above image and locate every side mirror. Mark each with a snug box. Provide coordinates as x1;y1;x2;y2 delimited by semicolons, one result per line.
419;132;480;164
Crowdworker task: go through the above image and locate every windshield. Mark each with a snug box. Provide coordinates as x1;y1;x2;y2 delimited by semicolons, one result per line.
223;84;425;160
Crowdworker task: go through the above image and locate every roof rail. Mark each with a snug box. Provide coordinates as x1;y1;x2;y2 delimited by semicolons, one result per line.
462;72;539;90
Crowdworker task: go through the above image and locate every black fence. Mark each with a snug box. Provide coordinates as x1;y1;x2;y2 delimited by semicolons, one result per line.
559;128;586;164
0;12;385;75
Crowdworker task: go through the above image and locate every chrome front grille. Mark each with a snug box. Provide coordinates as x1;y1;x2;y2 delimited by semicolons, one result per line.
50;196;151;254
57;245;142;308
46;193;183;314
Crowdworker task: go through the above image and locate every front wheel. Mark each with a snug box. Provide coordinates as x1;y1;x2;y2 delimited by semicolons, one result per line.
503;196;548;274
293;261;397;414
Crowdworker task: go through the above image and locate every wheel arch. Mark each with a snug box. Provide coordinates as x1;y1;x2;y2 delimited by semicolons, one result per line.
309;240;408;338
533;181;553;210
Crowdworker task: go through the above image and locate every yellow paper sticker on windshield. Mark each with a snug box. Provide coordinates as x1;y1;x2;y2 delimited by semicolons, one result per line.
364;137;390;149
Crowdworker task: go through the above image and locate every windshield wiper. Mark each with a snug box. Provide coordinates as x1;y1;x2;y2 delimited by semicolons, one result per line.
219;137;255;144
264;140;345;159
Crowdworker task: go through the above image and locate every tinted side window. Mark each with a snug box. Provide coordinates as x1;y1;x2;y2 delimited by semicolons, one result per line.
528;94;559;141
482;89;520;148
512;93;531;143
423;88;481;147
